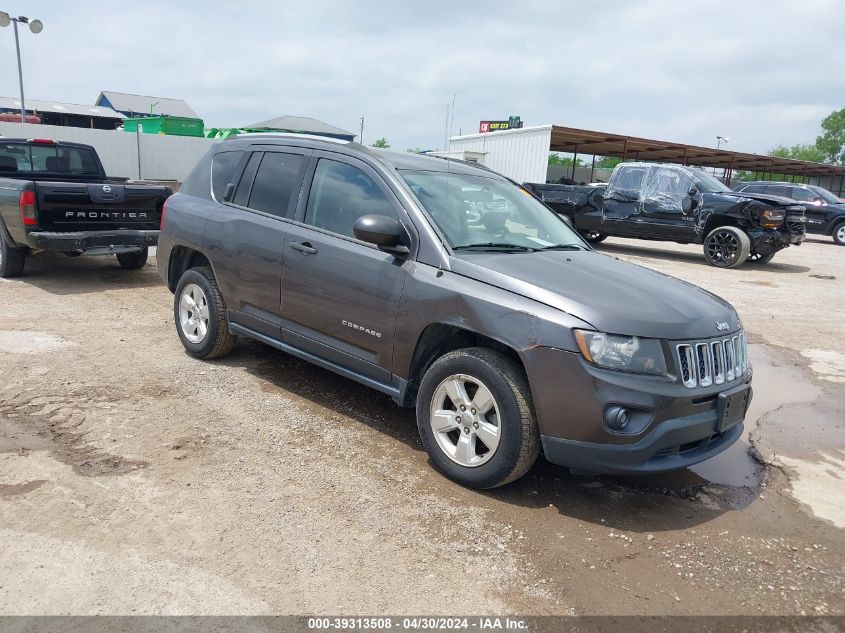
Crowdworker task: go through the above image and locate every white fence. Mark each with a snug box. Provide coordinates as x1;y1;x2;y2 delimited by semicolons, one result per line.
0;122;216;181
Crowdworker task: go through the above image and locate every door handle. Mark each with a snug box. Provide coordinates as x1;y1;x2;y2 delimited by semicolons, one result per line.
290;241;318;255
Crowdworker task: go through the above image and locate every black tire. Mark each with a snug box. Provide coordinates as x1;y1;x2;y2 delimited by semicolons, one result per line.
833;221;845;246
703;226;750;268
580;230;608;244
173;266;237;359
63;251;82;258
746;251;776;264
0;230;26;278
116;247;148;270
416;347;540;489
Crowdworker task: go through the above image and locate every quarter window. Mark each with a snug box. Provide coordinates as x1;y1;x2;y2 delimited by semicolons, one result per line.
211;151;243;201
244;152;306;217
304;159;397;238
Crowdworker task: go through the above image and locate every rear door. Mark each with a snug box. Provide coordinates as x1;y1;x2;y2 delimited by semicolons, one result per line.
280;152;413;383
601;164;648;235
204;146;311;338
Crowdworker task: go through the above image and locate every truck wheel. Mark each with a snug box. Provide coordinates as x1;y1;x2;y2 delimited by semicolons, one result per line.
580;230;608;244
173;266;237;359
703;226;750;268
416;348;540;489
0;231;26;278
116;247;149;270
833;221;845;246
746;252;776;264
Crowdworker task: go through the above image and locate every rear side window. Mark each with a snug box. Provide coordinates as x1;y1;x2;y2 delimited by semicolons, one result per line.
211;151;243;202
304;159;397;238
233;153;261;207
765;185;791;198
244;152;306;218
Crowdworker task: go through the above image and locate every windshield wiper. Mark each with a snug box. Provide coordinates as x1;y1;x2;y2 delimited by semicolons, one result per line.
452;243;536;252
534;244;587;251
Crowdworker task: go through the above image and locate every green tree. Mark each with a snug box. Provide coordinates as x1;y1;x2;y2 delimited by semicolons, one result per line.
768;143;825;163
406;147;423;154
593;156;623;169
371;137;390;149
816;108;845;164
548;153;583;166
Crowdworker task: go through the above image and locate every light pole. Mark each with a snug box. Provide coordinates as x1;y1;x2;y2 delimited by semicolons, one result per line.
0;11;44;123
715;135;729;177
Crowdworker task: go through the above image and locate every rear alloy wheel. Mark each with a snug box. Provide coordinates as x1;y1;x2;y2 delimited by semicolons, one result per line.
580;230;608;244
703;226;750;268
116;246;148;270
833;221;845;246
746;251;776;264
173;266;237;359
0;230;26;278
416;348;539;489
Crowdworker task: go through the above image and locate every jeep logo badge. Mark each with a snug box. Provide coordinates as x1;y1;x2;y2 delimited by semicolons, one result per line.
102;185;111;193
716;321;730;331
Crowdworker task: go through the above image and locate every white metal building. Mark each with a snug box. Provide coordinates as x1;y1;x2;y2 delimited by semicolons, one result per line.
447;125;553;183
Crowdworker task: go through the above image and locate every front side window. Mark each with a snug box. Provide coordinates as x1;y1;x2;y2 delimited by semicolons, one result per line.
245;152;306;217
304;159;397;238
790;187;821;204
642;167;693;211
401;170;583;250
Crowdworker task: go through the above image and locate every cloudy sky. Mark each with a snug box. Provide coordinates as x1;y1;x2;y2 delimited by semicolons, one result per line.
2;1;844;155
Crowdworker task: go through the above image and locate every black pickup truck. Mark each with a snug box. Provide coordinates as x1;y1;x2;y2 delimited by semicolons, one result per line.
526;162;807;267
0;138;170;277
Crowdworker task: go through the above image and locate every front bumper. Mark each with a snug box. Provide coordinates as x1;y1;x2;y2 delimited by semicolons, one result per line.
25;230;159;254
522;347;751;475
542;417;744;475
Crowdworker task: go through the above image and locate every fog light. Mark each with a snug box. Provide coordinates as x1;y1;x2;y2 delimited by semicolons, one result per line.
605;406;630;430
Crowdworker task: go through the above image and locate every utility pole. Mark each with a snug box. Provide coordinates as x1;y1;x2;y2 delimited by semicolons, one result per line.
359;115;364;145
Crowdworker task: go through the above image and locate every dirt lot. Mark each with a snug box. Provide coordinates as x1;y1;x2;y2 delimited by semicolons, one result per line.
0;237;843;616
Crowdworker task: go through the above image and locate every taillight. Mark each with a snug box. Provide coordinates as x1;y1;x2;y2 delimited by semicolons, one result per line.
160;196;169;230
19;190;36;226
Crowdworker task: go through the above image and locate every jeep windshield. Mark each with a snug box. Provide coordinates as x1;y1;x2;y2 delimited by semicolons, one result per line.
400;170;585;251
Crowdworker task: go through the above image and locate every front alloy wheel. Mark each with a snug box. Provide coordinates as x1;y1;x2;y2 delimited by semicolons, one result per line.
703;226;750;268
834;222;845;246
416;347;540;489
430;374;501;467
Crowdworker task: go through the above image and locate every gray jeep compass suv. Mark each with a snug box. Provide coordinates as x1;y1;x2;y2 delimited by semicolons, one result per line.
158;134;752;489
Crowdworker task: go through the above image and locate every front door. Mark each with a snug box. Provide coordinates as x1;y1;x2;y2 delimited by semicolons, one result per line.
280;152;412;383
639;165;696;240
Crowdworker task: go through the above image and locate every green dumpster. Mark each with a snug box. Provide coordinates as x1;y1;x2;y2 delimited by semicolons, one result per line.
123;116;204;137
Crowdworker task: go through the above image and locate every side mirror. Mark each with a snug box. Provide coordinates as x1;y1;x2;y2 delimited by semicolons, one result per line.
353;214;409;255
688;187;699;197
682;193;700;215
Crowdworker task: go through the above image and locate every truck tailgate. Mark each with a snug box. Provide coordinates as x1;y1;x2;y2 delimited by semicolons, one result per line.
34;181;165;231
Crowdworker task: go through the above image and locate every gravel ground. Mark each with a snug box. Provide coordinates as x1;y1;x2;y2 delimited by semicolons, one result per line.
0;237;842;616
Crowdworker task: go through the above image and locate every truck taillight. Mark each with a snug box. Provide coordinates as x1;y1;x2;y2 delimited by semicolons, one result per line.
160;197;169;230
19;191;36;226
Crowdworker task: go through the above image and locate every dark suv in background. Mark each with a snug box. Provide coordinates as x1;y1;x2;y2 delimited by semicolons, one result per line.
733;181;845;246
157;135;752;489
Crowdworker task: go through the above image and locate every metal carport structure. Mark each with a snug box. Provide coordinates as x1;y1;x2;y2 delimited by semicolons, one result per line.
547;125;845;194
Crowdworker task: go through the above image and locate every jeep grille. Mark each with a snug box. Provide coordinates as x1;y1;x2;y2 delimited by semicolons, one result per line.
676;332;749;389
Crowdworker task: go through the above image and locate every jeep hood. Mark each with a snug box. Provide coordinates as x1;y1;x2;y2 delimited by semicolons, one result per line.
449;250;740;340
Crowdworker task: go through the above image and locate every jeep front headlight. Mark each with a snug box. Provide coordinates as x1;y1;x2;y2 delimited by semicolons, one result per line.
574;330;667;375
